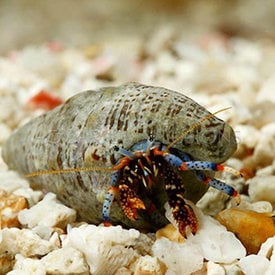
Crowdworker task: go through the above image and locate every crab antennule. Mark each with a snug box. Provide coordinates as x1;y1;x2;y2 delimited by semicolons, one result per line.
25;166;113;178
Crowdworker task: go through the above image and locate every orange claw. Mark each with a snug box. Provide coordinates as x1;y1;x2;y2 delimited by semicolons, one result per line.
125;198;146;220
119;184;145;220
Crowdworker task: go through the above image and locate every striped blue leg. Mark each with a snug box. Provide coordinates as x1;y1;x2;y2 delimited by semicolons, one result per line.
102;170;120;225
163;153;240;199
207;178;238;197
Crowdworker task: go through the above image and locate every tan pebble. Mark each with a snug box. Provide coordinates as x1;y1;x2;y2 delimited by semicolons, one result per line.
216;208;275;254
134;255;166;275
241;156;257;179
0;189;28;228
191;262;207;275
83;44;102;59
115;266;132;275
253;123;275;167
257;75;275;104
233;125;259;159
0;252;14;274
248;175;275;204
52;226;65;235
156;223;185;243
249;102;275;128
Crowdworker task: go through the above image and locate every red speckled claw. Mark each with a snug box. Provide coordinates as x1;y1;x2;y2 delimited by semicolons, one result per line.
119;184;145;220
173;203;198;237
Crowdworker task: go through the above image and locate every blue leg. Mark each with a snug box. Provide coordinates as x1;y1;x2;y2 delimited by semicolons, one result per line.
163;152;239;198
102;170;120;225
207;178;238;197
164;153;222;172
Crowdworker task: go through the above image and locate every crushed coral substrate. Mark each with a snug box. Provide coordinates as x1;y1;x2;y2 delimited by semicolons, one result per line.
0;31;275;274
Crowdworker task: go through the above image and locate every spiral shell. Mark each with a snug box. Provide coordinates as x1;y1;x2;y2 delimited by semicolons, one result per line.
2;83;237;231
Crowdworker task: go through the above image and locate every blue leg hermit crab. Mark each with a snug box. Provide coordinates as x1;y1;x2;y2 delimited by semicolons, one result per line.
2;83;241;236
102;136;240;236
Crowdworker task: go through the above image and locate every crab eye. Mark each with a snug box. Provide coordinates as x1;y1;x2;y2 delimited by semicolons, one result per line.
113;145;119;152
148;133;155;142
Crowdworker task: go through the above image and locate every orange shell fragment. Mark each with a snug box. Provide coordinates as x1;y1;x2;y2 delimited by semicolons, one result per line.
156;223;185;243
0;189;28;228
26;90;63;111
216;208;275;254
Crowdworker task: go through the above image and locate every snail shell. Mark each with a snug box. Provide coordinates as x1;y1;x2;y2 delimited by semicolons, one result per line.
2;83;237;231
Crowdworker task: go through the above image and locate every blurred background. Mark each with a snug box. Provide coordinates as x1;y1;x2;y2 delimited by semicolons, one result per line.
1;0;275;53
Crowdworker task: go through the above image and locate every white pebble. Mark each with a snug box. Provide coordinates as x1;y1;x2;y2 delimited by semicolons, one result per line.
234;124;259;153
0;228;56;257
134;255;165;275
152;237;203;275
41;247;89;274
192;215;246;263
13;187;43;207
256;161;275;176
8;254;46;275
253;123;275;167
63;224;141;275
18;192;76;229
258;237;275;258
0;123;11;144
164;202;246;263
238;199;273;213
0;170;30;193
248;176;275;204
0;148;8;171
239;237;275;275
257;75;275;103
207;261;225;275
16;46;65;86
239;255;270;275
258;237;275;275
250;201;273;212
32;225;55;241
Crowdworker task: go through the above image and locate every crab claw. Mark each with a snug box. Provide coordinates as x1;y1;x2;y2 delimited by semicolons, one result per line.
119;184;145;220
171;197;198;237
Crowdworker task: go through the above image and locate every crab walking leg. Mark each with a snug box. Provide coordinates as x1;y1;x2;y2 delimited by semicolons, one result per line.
102;170;120;225
162;152;240;198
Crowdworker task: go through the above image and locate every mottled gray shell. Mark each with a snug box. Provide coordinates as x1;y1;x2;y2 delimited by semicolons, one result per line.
2;83;237;231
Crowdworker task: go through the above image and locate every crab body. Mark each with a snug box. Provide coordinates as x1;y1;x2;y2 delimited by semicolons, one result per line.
2;83;238;233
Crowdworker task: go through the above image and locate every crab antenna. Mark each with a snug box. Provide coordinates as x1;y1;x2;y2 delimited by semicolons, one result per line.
26;144;136;179
165;107;232;152
25;166;113;178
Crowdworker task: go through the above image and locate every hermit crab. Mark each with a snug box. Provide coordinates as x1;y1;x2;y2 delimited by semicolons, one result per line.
2;83;241;236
